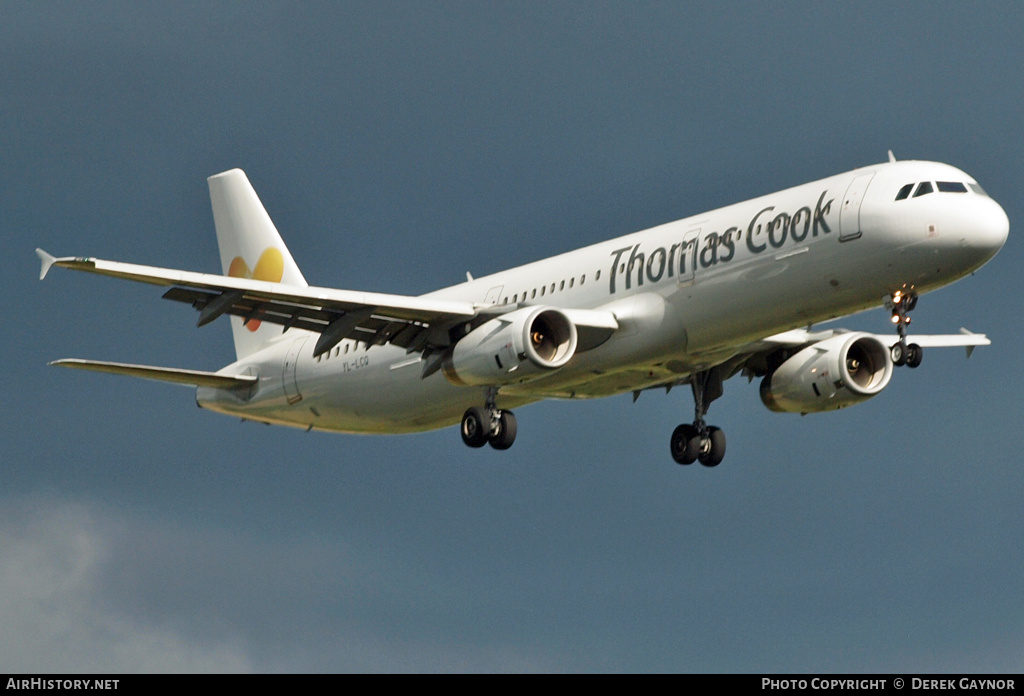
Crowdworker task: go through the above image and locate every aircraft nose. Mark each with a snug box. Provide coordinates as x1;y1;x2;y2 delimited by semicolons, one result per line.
926;193;1008;274
977;196;1010;254
955;195;1010;270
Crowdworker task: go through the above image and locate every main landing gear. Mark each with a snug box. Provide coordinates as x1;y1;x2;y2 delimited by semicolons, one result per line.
671;370;726;467
887;285;923;369
461;387;517;450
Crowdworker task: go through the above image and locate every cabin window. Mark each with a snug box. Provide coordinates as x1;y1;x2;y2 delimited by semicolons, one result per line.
913;181;934;197
512;294;517;302
531;289;536;299
540;286;546;296
581;274;586;285
937;181;968;193
559;280;565;290
895;183;914;200
569;277;574;288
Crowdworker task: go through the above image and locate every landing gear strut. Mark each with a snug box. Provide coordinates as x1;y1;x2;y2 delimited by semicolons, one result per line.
886;285;923;369
671;370;726;467
461;387;517;450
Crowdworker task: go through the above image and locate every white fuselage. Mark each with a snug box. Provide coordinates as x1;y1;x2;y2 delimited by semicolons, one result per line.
196;160;1008;433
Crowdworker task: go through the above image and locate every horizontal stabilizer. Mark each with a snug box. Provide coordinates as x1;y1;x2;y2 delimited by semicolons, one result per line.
50;359;258;389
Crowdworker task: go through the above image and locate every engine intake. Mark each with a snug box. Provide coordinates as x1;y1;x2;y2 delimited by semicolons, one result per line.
444;306;577;386
760;333;893;413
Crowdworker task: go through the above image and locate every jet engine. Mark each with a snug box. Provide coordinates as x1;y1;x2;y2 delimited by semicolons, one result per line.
760;333;893;413
443;306;578;386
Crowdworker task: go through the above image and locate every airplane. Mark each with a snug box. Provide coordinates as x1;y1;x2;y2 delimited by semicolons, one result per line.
36;153;1008;466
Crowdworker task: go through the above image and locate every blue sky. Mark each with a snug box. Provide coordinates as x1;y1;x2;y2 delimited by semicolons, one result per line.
3;2;1023;672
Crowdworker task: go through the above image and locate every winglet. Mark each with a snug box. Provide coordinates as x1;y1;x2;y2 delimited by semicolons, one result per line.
35;248;57;280
960;327;978;358
888;150;897;163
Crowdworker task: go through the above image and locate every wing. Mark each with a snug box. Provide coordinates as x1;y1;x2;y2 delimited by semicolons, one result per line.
754;326;990;356
36;249;619;359
731;325;990;385
630;324;991;403
38;249;477;356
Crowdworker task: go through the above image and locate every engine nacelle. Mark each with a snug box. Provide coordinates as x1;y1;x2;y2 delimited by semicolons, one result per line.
443;306;578;386
760;332;893;413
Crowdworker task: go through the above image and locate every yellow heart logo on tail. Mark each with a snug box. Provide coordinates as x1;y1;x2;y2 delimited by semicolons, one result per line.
228;247;285;331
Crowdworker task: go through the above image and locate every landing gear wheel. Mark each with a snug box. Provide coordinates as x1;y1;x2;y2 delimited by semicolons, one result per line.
698;426;726;467
461;407;490;448
906;343;923;369
890;343;907;367
488;410;517;450
671;370;728;467
671;424;701;465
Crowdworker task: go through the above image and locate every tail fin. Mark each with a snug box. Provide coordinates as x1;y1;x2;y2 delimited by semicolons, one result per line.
208;169;308;360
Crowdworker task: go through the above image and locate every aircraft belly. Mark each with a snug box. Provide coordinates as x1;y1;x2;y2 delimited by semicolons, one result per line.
294;346;534;434
200;338;540;434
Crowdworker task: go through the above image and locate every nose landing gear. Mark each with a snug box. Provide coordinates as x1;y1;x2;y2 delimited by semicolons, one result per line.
887;286;923;368
670;370;726;467
460;387;517;450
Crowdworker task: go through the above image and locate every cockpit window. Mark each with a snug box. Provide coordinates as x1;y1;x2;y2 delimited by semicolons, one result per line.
895;183;914;200
913;181;934;197
969;183;987;196
936;181;968;193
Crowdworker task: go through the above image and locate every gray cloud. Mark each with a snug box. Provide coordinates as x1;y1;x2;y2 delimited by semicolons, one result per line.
0;497;251;672
0;495;573;672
